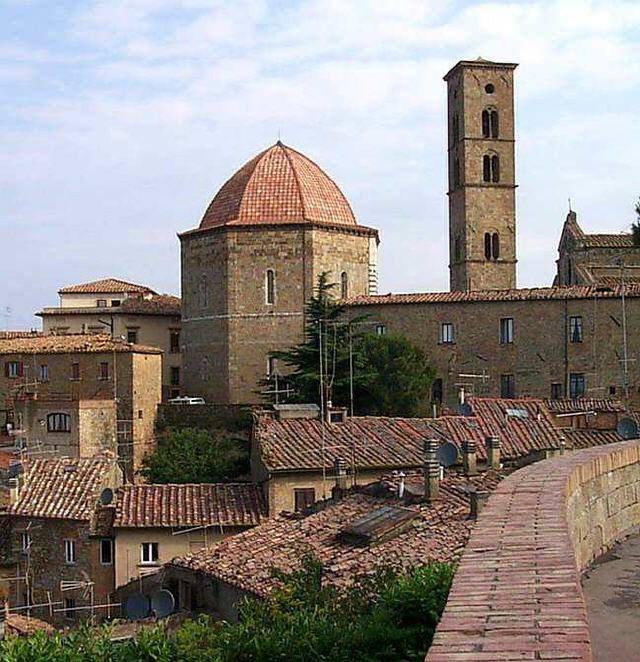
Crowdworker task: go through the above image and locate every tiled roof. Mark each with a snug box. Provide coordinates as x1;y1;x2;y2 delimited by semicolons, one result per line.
562;428;624;450
0;334;161;355
11;456;117;521
114;483;266;528
59;278;156;295
583;233;634;248
5;613;55;636
347;284;640;306
544;398;626;414
255;398;566;472
170;471;502;597
199;142;358;230
0;331;42;339
38;295;181;317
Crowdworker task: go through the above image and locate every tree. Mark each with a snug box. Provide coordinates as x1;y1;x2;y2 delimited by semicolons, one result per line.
140;428;248;484
355;333;436;417
632;198;640;246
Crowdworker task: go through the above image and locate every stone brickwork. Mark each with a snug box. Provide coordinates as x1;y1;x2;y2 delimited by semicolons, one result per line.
351;289;640;408
427;440;640;661
445;59;517;291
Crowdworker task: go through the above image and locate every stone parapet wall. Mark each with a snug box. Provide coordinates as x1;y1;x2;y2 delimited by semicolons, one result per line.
426;440;640;661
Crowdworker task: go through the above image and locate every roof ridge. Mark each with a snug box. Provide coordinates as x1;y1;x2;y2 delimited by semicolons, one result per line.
279;142;307;220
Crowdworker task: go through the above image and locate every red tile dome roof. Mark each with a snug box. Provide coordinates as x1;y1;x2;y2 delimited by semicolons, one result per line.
199;142;357;229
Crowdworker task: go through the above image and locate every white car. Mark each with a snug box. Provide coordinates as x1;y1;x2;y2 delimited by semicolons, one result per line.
167;396;206;405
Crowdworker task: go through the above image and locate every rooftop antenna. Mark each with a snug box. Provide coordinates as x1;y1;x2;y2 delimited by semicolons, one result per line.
568;196;572;212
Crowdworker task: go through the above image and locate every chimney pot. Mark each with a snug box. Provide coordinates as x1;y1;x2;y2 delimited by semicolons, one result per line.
485;436;501;470
462;439;477;476
332;457;348;499
423;438;440;502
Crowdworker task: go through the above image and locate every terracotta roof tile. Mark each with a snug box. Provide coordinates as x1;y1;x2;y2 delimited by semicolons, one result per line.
114;483;266;528
170;471;503;597
0;334;161;355
10;456;117;521
5;613;55;636
544;397;627;414
0;331;42;339
347;284;640;306
562;428;624;449
38;295;181;317
583;233;634;248
59;278;156;295
199;142;357;229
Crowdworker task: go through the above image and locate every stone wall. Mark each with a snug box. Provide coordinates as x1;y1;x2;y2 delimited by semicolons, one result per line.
427;440;640;661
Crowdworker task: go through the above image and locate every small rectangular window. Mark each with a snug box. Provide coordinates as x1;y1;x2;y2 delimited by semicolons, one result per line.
265;270;275;305
170;331;180;353
609;385;617;396
500;374;515;399
141;542;159;564
64;597;75;620
500;318;514;344
267;357;276;376
294;488;316;513
550;382;563;399
5;361;23;379
375;324;386;336
64;539;76;565
127;330;138;344
71;363;80;380
569;373;586;398
96;299;107;308
440;322;455;344
110;300;121;307
100;539;113;565
98;362;109;380
47;413;71;433
569;316;583;343
170;366;180;386
39;364;49;383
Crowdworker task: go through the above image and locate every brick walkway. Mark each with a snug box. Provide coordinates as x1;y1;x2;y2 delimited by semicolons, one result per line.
426;441;640;662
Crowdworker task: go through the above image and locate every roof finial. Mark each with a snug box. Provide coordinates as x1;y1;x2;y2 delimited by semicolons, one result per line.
277;128;282;145
568;196;572;212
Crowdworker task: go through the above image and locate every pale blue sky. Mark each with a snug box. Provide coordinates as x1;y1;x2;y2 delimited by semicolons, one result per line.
2;0;639;327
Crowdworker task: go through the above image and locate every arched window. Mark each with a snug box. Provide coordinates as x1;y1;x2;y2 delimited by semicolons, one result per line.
265;269;275;304
453;158;460;187
481;110;490;138
483;155;491;182
340;272;348;299
490;110;499;138
491;154;500;182
492;233;500;259
484;233;492;260
47;413;70;433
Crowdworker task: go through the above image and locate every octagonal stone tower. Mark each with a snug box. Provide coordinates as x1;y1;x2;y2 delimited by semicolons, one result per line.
180;142;379;404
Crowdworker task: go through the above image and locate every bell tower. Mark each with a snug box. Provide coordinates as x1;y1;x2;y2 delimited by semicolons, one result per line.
444;59;518;291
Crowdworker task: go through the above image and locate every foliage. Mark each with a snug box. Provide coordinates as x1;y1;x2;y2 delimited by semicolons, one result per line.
632;198;640;246
140;427;249;484
355;333;436;417
264;273;435;417
0;560;454;662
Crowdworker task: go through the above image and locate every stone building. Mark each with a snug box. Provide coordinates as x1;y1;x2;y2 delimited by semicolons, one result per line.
445;59;518;291
179;141;378;404
555;211;640;287
0;334;162;478
37;278;182;401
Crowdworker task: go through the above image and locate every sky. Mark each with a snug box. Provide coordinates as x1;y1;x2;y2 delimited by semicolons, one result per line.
1;0;639;328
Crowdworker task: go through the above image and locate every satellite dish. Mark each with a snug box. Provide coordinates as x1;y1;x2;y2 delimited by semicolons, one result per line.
437;441;459;467
150;589;175;619
99;488;114;506
458;402;472;416
617;417;639;440
125;593;150;620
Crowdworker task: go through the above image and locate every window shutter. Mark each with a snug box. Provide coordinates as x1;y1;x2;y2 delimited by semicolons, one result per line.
17;362;23;377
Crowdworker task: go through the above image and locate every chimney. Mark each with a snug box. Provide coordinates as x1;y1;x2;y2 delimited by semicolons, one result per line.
485;436;501;470
470;489;490;520
462;439;477;476
559;436;566;456
8;477;20;505
332;457;348;500
423;438;440;502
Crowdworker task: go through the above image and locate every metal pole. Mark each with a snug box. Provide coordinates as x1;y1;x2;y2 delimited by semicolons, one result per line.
348;324;354;417
621;264;630;398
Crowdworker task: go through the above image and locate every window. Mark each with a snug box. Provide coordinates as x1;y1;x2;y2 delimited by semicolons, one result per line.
294;488;316;513
47;413;71;433
491;154;500;182
5;361;23;379
170;331;180;353
39;364;49;382
138;409;143;419
110;299;121;307
492;232;500;259
484;233;492;260
21;532;31;553
97;299;107;308
71;363;80;380
440;322;455;344
485;83;495;94
267;357;276;376
490;110;499;138
483;154;500;182
551;383;563;399
609;385;617;396
483;154;491;182
127;329;138;344
100;539;112;565
500;318;514;344
141;542;159;564
170;366;180;386
64;598;75;620
375;324;386;336
340;272;348;299
500;374;515;399
570;373;586;398
99;362;109;380
482;109;490;138
569;316;583;343
265;269;276;305
64;539;76;565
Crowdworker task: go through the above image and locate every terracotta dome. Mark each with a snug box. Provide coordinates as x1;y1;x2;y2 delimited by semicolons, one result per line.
199;142;357;229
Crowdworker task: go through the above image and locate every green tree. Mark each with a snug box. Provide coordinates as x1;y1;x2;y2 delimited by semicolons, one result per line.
355;333;435;417
632;198;640;246
140;428;248;484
